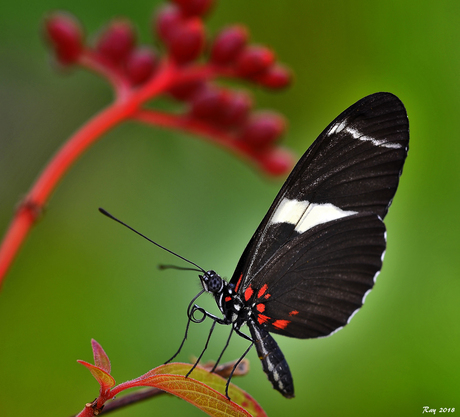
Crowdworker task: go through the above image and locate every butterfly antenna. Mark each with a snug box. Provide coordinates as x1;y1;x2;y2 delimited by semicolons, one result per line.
99;208;206;273
158;264;203;272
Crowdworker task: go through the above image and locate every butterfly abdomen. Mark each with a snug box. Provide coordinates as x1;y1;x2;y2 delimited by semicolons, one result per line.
248;320;295;398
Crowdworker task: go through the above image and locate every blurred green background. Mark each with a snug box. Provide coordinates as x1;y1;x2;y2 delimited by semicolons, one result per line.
1;0;459;416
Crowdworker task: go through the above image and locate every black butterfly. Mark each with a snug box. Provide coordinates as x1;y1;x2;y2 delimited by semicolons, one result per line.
101;92;409;399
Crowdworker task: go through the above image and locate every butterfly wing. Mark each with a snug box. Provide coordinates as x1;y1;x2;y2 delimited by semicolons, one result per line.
230;92;408;337
247;212;386;338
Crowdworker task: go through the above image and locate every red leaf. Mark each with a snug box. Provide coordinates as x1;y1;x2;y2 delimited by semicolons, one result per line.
78;360;115;393
116;363;266;417
91;339;111;373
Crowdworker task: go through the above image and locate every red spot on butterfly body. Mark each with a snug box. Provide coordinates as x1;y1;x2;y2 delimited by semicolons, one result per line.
256;303;265;312
244;285;254;301
225;296;232;302
235;273;243;292
257;314;270;324
273;319;290;330
257;284;268;298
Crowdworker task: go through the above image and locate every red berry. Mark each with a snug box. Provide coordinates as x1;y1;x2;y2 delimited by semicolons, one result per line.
168;18;205;64
258;147;295;176
240;112;286;148
210;25;248;66
96;20;136;65
217;90;252;127
172;0;214;17
44;12;84;65
125;47;157;85
155;4;183;45
190;85;226;120
256;64;292;89
236;45;275;77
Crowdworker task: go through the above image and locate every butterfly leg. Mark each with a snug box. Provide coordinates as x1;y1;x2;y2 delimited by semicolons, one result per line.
234;326;255;343
224;339;254;400
163;307;195;364
185;304;228;377
185;319;218;377
211;326;234;373
204;315;254;373
165;290;208;363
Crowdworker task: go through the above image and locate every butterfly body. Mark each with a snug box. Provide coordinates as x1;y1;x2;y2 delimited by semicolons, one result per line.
193;92;409;398
199;268;295;396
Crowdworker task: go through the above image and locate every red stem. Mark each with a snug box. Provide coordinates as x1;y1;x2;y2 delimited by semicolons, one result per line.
0;63;175;286
0;104;128;282
78;49;131;99
132;109;256;163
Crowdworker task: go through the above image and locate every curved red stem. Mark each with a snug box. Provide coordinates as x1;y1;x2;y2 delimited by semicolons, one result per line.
0;63;175;286
132;109;255;162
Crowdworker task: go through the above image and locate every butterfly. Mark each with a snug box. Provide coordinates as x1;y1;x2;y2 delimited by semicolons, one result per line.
101;92;409;399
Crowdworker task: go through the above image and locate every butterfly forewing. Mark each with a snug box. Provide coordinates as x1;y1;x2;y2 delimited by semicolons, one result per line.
282;92;409;218
230;92;408;295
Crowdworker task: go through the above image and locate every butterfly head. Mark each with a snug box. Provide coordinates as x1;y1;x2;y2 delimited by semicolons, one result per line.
200;270;224;294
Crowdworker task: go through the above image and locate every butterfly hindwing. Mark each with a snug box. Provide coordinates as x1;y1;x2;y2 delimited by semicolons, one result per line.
245;212;386;338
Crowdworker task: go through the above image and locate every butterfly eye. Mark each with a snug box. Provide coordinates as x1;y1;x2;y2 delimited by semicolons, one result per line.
201;270;223;293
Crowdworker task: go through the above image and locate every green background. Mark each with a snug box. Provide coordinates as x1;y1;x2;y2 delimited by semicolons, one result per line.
1;0;459;416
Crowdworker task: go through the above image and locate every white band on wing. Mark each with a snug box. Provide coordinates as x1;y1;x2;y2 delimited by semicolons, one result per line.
270;198;358;233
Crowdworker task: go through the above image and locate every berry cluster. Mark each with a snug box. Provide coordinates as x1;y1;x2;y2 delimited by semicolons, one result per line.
0;0;296;314
43;0;294;175
45;13;158;87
